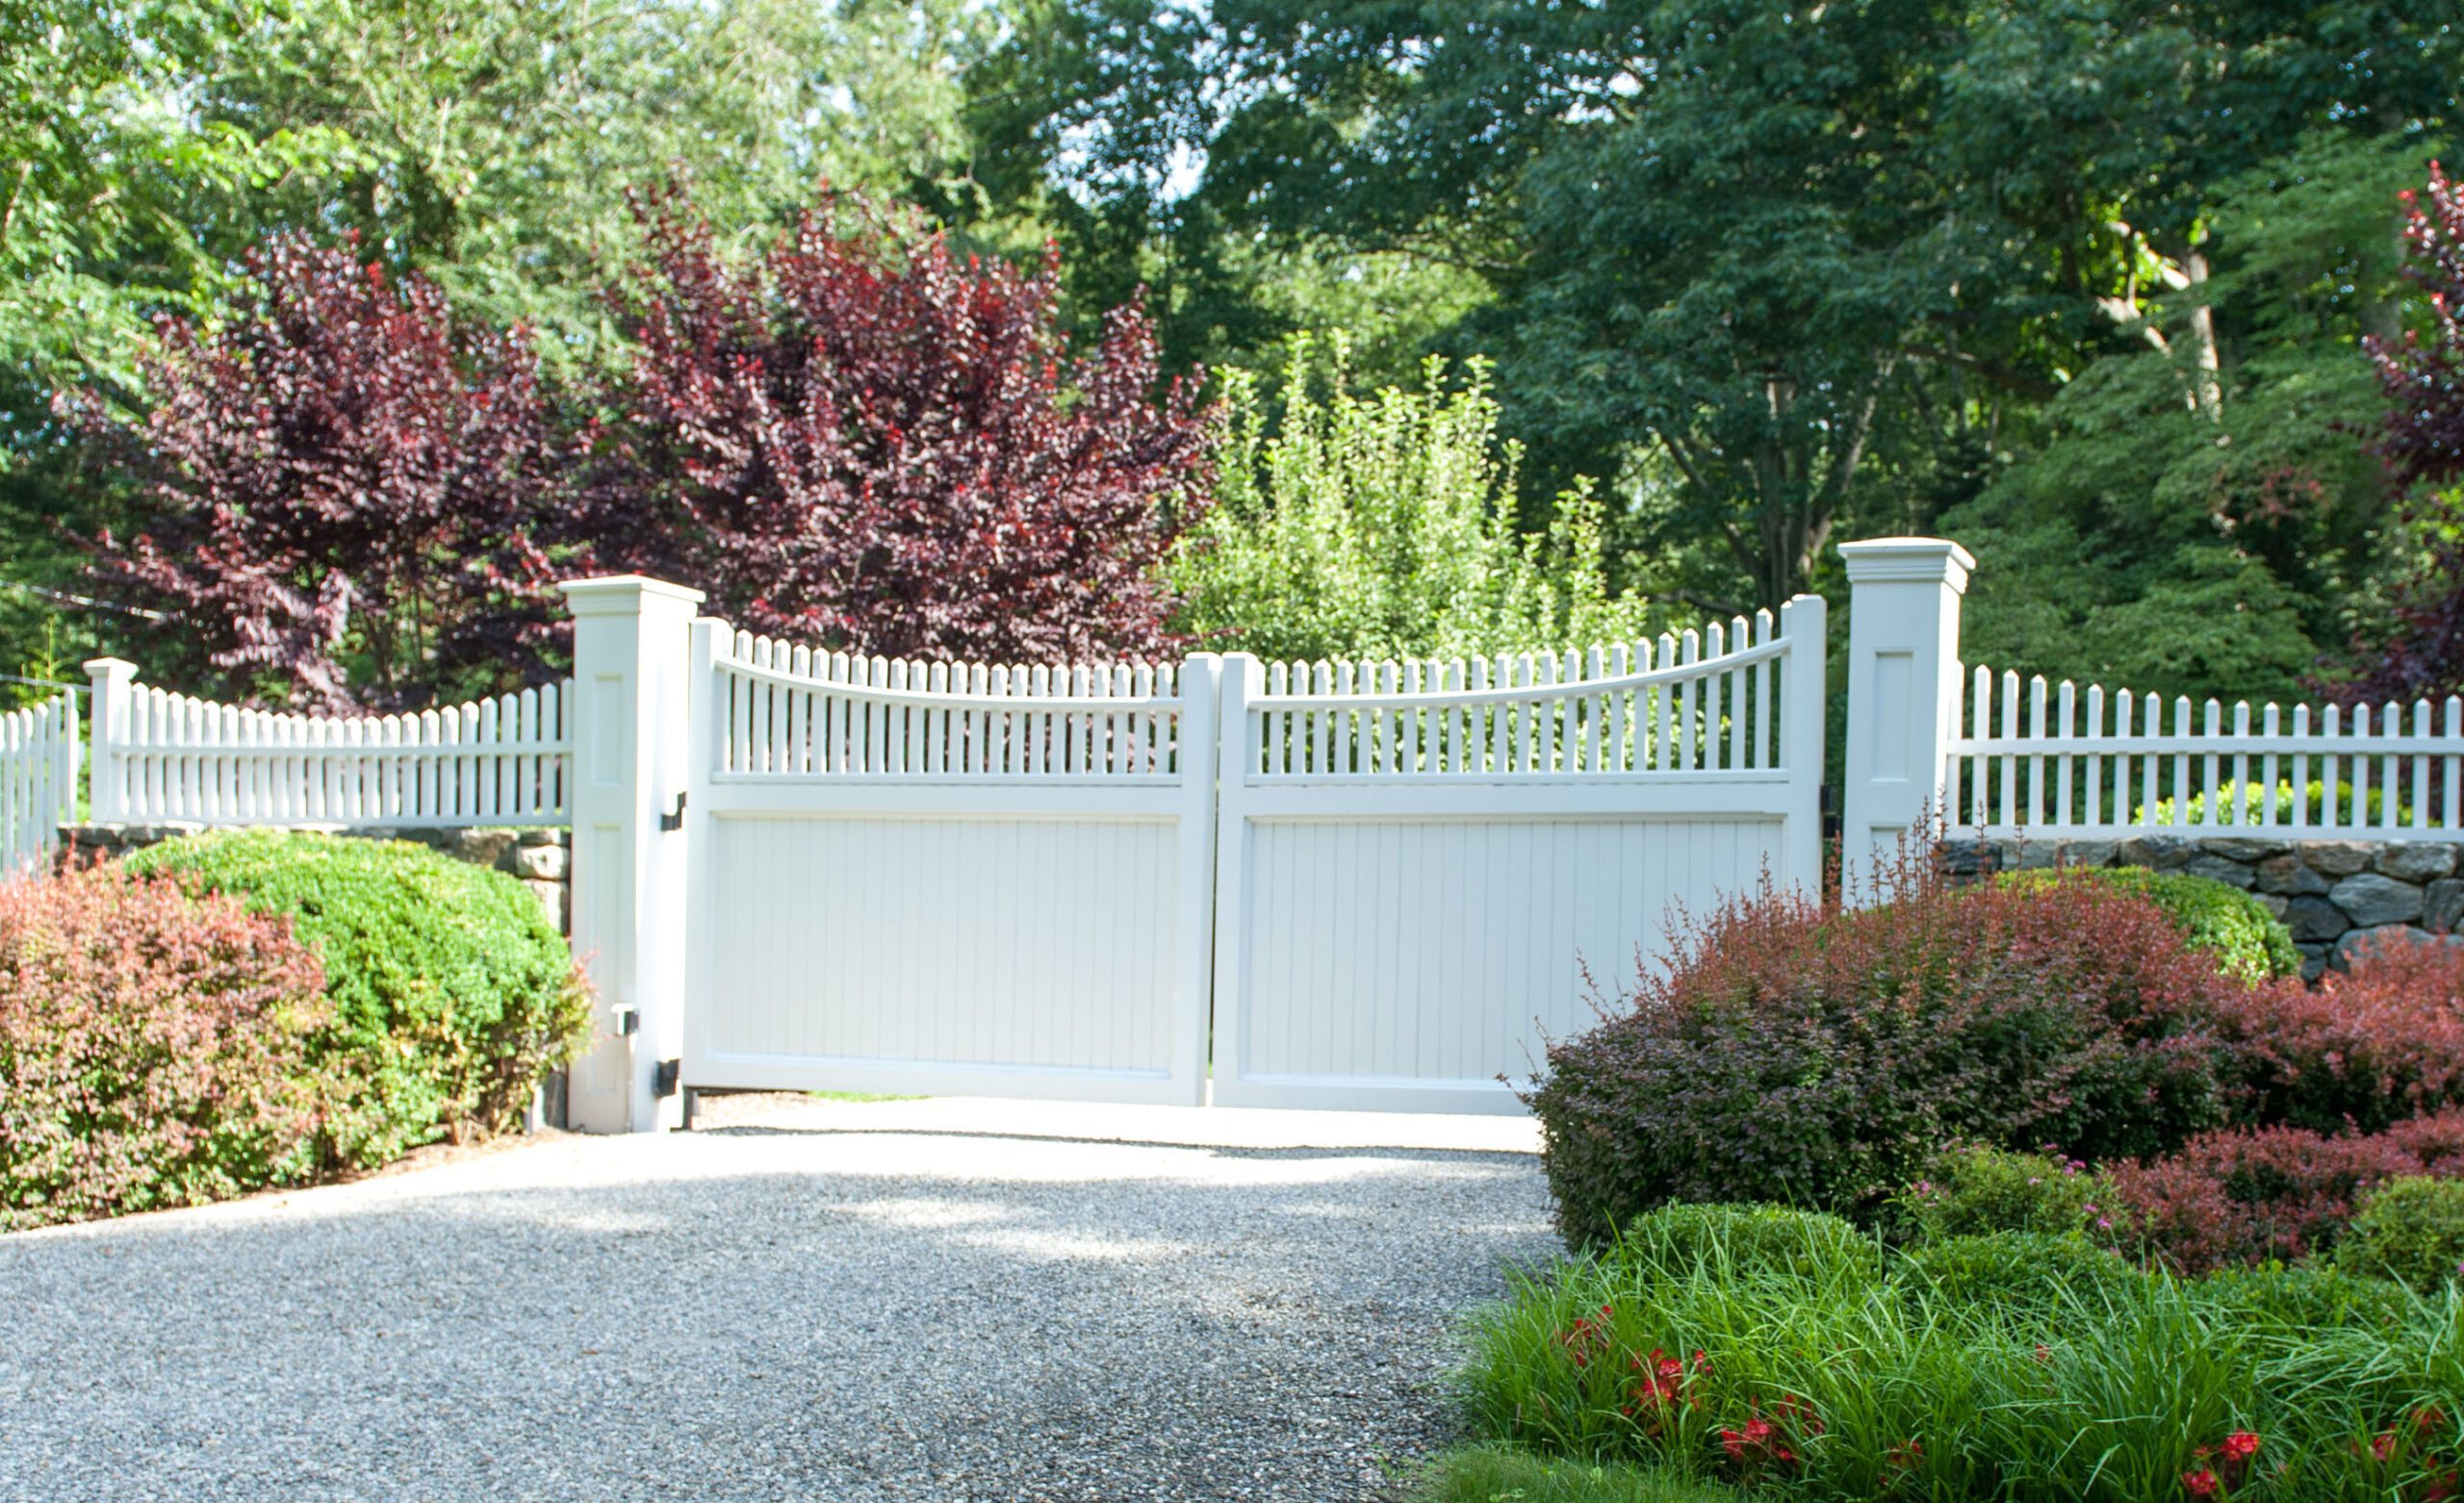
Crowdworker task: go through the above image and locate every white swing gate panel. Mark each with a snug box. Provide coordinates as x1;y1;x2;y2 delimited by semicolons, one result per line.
1210;599;1828;1113
681;625;1219;1106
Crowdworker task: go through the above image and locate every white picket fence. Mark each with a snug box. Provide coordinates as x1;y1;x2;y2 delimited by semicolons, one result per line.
1948;670;2464;839
85;661;572;828
0;693;78;873
710;633;1190;779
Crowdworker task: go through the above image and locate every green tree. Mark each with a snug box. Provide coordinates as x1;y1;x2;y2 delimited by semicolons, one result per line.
1948;133;2444;703
1168;332;1647;663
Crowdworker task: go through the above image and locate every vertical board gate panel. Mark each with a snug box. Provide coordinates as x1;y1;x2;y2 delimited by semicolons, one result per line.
680;625;1219;1106
1209;599;1829;1113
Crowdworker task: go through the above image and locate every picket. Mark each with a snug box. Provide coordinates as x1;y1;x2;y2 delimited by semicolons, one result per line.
1949;668;2464;838
84;671;572;828
0;692;77;873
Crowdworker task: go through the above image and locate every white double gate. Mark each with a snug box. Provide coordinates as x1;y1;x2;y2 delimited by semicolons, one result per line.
676;599;1827;1114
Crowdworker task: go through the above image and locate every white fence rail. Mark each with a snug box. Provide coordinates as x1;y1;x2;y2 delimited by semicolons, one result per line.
1211;597;1828;1112
1;693;77;873
85;660;571;828
1949;670;2464;840
681;624;1222;1107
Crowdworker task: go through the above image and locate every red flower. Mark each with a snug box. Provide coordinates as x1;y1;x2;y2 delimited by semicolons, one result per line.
2183;1468;2220;1497
1887;1439;1924;1469
2220;1432;2260;1463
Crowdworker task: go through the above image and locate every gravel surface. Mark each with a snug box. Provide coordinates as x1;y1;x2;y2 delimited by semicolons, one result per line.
0;1096;1558;1502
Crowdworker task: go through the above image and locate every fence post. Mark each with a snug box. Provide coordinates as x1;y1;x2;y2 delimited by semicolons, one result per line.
559;574;706;1134
1171;652;1223;1107
1207;652;1261;1107
1837;537;1974;902
82;658;137;825
1779;594;1829;894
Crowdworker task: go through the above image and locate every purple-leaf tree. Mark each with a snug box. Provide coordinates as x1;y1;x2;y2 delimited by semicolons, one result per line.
591;186;1217;662
71;233;569;710
2349;162;2464;702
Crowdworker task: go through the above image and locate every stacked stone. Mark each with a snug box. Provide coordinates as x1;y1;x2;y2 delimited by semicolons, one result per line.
62;822;574;933
1949;834;2464;980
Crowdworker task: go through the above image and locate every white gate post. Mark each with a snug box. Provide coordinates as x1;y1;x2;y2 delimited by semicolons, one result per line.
83;657;137;824
560;574;706;1133
1837;538;1974;901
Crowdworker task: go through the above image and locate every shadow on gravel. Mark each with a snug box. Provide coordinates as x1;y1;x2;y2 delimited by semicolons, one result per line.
0;1137;1559;1503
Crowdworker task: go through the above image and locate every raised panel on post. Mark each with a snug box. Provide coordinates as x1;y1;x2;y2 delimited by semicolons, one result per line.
561;573;706;1134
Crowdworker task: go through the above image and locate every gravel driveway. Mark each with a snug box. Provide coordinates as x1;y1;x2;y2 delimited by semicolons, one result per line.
0;1096;1556;1502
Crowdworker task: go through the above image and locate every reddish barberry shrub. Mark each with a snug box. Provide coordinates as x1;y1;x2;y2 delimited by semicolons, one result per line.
1525;859;2238;1243
68;233;570;710
2206;932;2464;1134
589;184;1218;663
2107;1110;2464;1274
0;863;334;1230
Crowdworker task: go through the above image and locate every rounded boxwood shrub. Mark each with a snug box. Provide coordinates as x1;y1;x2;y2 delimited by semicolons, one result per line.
1;862;333;1229
1900;1231;2144;1317
124;829;592;1165
1996;866;2299;982
1891;1145;2126;1244
2335;1177;2464;1293
2192;1262;2411;1330
1526;861;2236;1244
1611;1203;1882;1286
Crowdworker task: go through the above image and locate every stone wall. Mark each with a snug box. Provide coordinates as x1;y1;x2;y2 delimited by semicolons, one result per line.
64;822;572;933
1950;834;2464;979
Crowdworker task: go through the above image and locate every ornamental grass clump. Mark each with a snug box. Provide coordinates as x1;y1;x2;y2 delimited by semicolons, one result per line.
1459;1203;2464;1501
0;863;334;1229
1525;855;2239;1243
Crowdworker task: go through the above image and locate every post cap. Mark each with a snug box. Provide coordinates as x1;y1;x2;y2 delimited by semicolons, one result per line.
82;657;140;679
1835;538;1975;593
557;575;708;615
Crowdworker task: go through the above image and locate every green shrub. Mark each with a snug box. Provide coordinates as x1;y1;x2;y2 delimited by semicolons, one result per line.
124;829;592;1165
1613;1204;1882;1286
2136;778;2414;831
2338;1178;2464;1293
2191;1263;2412;1331
1900;1231;2145;1319
1997;866;2299;982
1;862;333;1229
1891;1145;2126;1244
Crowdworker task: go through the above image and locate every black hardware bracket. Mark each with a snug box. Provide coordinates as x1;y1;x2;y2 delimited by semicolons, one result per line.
659;791;687;831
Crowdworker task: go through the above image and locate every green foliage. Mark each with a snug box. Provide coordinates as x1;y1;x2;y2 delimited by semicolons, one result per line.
1997;866;2301;983
1891;1146;2125;1244
123;830;592;1164
2192;1263;2412;1333
1947;133;2449;703
1899;1232;2145;1320
2339;1179;2464;1294
1613;1205;1883;1289
1167;332;1648;663
1400;1445;1754;1503
2136;778;2414;831
1461;1206;2464;1499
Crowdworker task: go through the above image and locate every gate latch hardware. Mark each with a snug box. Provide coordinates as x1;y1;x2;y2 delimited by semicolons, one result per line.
653;1058;681;1098
658;791;687;832
611;1005;640;1037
